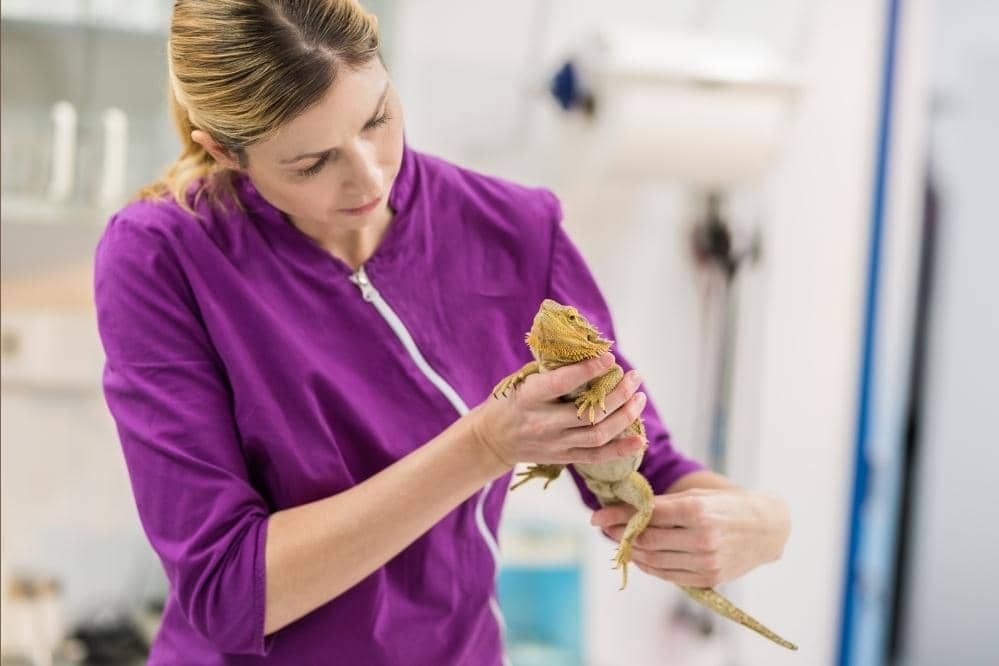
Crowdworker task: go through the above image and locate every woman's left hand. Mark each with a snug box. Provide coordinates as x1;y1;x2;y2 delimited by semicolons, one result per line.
591;488;791;588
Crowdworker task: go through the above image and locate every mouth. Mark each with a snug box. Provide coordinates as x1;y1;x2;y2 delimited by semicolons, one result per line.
339;196;382;215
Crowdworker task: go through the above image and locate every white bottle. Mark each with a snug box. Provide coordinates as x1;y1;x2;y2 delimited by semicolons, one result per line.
98;107;129;208
47;100;77;204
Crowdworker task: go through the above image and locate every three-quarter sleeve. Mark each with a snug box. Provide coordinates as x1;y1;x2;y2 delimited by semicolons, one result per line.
540;192;705;509
94;214;272;656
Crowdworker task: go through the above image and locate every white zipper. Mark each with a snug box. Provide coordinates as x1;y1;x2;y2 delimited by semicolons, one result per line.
350;265;470;418
348;264;507;644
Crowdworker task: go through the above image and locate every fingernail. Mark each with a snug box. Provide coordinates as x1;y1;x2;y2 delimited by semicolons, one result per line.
628;371;642;387
599;353;613;367
634;392;646;404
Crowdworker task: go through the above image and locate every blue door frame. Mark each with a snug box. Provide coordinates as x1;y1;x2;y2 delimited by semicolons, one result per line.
838;0;904;664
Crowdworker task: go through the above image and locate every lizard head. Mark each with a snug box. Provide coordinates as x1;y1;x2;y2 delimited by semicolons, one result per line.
524;298;614;362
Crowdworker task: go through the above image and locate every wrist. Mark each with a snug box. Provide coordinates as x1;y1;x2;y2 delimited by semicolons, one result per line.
462;405;515;479
755;491;791;562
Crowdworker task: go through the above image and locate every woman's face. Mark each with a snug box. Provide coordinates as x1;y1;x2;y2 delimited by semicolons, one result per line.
243;58;404;233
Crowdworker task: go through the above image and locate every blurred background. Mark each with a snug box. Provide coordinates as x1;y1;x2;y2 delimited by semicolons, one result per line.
1;0;996;665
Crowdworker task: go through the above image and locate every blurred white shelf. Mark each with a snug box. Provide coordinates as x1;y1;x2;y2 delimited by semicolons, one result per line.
1;197;110;227
1;3;167;37
1;219;106;304
1;310;104;394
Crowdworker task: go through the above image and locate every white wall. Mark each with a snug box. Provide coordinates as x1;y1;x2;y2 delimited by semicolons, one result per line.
728;1;886;662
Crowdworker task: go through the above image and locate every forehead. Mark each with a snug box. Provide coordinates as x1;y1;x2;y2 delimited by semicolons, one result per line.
255;60;389;160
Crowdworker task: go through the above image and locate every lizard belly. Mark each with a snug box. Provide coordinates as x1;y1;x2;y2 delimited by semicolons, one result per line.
559;379;645;483
574;454;643;483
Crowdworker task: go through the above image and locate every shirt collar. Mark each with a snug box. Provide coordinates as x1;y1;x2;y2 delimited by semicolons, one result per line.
235;140;421;277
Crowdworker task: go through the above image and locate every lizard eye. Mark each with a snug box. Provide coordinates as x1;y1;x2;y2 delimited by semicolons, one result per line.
568;315;576;321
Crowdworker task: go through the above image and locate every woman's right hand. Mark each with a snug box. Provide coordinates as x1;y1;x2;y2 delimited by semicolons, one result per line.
469;352;647;468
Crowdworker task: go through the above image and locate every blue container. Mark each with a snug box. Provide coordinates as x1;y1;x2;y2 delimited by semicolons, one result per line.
497;525;583;666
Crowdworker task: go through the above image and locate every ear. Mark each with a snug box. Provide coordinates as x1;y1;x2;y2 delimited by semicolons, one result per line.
190;129;242;170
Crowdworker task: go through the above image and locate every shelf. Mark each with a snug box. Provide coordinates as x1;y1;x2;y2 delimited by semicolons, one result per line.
1;10;167;37
1;218;107;287
1;197;111;227
1;259;97;309
0;309;105;394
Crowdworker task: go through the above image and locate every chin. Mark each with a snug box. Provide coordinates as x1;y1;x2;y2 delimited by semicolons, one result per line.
324;214;368;227
327;207;379;225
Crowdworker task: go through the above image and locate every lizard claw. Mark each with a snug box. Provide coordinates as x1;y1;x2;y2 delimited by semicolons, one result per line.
491;377;520;400
575;389;607;425
612;540;633;590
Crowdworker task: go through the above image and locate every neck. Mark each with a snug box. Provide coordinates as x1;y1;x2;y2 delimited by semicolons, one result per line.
290;206;395;270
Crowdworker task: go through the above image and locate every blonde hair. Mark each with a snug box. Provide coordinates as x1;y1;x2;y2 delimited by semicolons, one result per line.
135;0;383;216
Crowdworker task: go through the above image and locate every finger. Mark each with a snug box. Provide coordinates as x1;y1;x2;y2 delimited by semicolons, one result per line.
566;392;646;449
630;547;700;571
629;547;718;575
562;432;645;464
592;504;635;527
564;369;643;428
646;494;709;528
633;562;715;587
600;524;705;553
528;353;615;401
594;495;709;529
600;527;619;543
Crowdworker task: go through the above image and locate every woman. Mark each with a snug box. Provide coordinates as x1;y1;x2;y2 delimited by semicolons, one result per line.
94;1;791;663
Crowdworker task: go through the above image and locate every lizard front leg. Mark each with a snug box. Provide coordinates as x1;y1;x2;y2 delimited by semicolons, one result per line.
509;464;565;491
609;471;655;590
491;360;540;399
575;364;625;424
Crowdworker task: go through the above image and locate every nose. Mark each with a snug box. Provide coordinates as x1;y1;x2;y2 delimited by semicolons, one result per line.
343;141;381;197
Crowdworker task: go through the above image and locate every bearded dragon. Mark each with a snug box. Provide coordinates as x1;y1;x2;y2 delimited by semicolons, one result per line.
492;298;797;651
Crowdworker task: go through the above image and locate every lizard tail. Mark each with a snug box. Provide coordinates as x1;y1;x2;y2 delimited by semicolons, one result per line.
680;585;798;651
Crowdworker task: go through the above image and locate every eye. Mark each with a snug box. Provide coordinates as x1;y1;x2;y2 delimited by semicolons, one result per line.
364;112;392;131
299;153;330;178
568;315;576;321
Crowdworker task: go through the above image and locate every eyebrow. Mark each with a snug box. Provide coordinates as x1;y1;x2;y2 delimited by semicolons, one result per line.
279;82;390;165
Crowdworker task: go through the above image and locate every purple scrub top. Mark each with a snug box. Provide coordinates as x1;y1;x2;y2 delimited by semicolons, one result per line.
93;142;703;664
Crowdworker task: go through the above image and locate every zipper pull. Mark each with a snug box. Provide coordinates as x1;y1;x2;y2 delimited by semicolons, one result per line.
349;265;377;302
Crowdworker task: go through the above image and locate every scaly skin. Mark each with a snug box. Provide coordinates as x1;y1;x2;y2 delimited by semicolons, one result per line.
492;298;798;651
